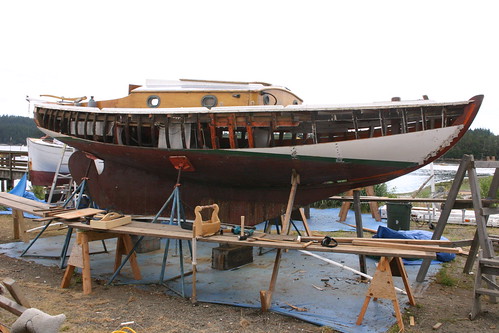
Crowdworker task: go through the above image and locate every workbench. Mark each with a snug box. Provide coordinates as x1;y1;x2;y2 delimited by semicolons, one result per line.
61;220;438;331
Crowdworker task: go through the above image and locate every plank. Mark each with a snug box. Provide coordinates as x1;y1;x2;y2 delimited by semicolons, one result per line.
352;239;463;254
54;208;105;220
0;295;27;316
0;192;51;212
2;278;30;308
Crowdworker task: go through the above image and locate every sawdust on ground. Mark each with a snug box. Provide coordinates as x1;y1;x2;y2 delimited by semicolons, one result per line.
0;215;498;333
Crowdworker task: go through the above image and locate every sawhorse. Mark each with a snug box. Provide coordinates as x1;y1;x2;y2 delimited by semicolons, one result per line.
356;256;415;331
61;231;142;294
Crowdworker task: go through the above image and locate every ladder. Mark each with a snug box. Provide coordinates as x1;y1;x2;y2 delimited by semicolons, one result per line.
47;144;74;204
415;155;498;318
468;157;499;319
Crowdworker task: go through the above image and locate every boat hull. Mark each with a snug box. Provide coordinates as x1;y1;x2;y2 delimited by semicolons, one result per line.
60;124;463;225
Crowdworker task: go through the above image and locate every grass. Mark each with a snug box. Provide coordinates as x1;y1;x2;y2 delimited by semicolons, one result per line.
435;263;458;287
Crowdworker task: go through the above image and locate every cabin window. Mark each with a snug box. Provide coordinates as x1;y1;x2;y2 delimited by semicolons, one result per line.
263;95;270;105
201;95;218;109
147;95;161;108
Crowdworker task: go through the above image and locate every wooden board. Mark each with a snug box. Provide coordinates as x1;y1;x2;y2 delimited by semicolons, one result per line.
0;192;51;215
351;239;463;254
90;215;132;229
54;208;105;220
63;221;436;259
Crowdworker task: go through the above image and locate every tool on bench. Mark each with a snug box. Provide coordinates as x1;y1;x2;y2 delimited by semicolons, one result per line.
320;235;338;248
89;212;132;229
220;226;255;240
193;204;221;237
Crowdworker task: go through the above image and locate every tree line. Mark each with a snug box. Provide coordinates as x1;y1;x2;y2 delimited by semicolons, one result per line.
0;115;43;145
443;128;499;160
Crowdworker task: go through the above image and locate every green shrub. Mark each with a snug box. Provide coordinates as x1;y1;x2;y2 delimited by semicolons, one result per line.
311;183;393;210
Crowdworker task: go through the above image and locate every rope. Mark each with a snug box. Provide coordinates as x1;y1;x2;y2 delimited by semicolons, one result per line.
112;327;137;333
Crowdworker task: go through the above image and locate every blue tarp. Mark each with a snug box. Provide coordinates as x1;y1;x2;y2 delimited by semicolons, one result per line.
0;173;45;218
0;235;439;333
373;226;456;263
0;208;442;333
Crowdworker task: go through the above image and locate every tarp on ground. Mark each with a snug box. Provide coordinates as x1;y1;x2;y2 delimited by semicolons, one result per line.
0;210;441;333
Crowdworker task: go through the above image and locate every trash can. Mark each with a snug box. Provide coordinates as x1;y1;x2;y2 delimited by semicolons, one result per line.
386;202;412;231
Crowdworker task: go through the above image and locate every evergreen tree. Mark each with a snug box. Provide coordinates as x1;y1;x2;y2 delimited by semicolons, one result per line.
0;115;43;145
444;128;498;160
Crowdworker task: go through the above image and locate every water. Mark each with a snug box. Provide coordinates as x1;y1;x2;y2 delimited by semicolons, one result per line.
0;144;28;152
386;162;495;194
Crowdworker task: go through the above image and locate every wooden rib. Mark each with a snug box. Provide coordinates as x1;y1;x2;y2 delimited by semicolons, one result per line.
151;115;157;147
209;114;218;149
92;112;97;141
196;116;204;148
228;113;237;148
74;111;79;137
246;115;255;148
103;114;109;143
137;115;143;146
180;116;187;149
83;112;90;139
165;117;171;148
124;115;130;145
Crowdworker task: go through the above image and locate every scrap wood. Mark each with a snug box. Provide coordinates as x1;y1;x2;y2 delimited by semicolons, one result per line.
0;295;27;316
344;223;377;233
301;241;314;248
285;302;308;312
351;239;463;254
2;278;30;308
433;322;443;330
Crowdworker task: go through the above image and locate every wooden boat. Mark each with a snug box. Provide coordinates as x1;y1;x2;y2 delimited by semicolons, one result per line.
30;79;483;225
26;137;75;186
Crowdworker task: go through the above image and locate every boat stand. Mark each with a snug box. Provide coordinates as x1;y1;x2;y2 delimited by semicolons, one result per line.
20;171;106;266
108;157;193;297
260;170;302;310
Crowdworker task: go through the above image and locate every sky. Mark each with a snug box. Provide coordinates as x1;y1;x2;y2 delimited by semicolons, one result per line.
1;1;498;134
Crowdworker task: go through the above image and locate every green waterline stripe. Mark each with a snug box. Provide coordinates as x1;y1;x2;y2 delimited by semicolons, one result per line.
184;148;416;168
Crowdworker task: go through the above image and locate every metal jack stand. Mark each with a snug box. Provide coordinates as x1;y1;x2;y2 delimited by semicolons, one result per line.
20;160;105;266
58;175;105;269
108;156;194;297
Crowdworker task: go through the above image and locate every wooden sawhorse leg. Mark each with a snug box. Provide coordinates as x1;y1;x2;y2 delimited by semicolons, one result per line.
61;231;141;294
260;248;283;311
12;209;28;243
356;257;415;331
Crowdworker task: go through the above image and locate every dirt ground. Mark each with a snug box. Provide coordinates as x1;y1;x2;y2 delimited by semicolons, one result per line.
0;215;498;333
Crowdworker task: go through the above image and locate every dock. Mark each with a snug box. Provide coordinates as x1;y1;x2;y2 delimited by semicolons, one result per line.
0;149;28;191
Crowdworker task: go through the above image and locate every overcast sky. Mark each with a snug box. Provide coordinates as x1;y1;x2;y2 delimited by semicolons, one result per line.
2;1;498;134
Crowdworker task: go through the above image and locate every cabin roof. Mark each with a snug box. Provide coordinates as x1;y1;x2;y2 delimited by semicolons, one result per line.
131;79;277;93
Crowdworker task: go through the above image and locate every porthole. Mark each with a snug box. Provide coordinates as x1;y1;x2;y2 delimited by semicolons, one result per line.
201;95;218;109
147;95;161;108
263;95;270;105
